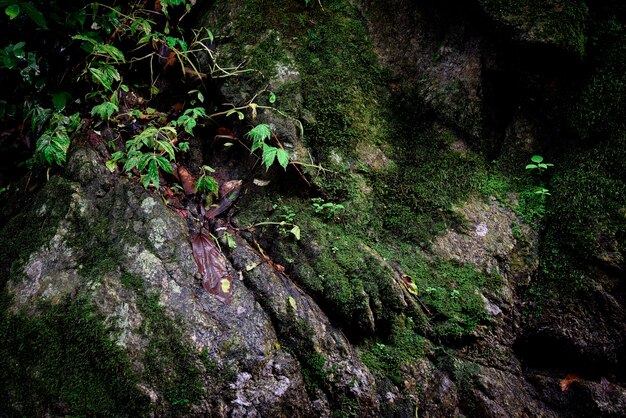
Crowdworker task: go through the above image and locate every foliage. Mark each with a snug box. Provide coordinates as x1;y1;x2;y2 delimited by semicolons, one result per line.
311;197;344;220
246;123;290;170
195;165;219;196
525;155;553;175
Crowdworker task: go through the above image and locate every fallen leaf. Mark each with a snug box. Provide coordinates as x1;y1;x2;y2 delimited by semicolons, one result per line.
206;180;242;219
560;374;582;392
288;296;297;311
245;262;259;271
191;233;232;304
177;165;196;195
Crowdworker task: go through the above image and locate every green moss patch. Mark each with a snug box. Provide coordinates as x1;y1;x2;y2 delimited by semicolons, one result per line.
478;0;588;55
0;294;149;416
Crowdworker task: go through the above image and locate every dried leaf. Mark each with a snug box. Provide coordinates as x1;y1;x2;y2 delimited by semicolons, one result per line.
253;178;271;187
191;233;232;304
177;165;196;195
206;180;242;219
560;374;582;392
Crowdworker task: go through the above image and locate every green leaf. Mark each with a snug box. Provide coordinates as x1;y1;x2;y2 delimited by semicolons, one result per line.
288;296;297;310
21;2;46;28
276;148;289;169
261;144;277;170
525;164;537;170
246;124;271;142
50;92;70;111
105;159;118;172
5;4;20;19
179;142;190;152
147;159;160;188
90;101;118;120
531;155;543;163
289;225;301;240
269;92;276;104
155;155;173;174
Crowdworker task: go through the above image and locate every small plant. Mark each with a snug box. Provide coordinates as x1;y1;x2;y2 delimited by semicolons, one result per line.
526;155;554;198
246;124;290;170
195;165;219;197
525;155;553;174
311;197;344;220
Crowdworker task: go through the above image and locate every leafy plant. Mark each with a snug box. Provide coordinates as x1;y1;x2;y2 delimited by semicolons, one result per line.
34;112;81;166
246;123;290;170
195;165;219;197
525;155;553;174
311;198;344;220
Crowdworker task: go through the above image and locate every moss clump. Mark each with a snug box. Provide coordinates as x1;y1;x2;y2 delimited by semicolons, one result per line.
361;316;424;385
0;294;149;416
570;16;626;140
478;0;588;55
532;136;626;304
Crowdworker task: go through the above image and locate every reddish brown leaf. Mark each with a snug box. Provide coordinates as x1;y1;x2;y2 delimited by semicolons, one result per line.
561;374;582;392
191;233;232;304
177;165;196;195
214;127;236;141
205;180;242;219
171;102;185;113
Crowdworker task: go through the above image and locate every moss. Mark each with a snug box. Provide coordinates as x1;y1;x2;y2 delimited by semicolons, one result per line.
0;293;149;416
531;136;626;305
361;316;424;386
122;274;205;413
569;16;626;140
0;177;74;288
478;0;588;55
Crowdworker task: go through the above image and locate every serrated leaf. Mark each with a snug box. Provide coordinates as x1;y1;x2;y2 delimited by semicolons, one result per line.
262;145;277;170
276;148;289;169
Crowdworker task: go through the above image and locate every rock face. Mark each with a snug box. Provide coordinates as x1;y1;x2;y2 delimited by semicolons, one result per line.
1;0;625;416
